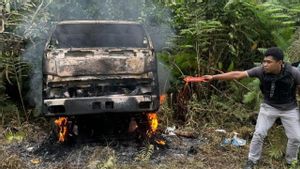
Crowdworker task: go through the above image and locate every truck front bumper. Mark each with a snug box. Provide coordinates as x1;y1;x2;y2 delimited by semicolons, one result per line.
43;95;159;116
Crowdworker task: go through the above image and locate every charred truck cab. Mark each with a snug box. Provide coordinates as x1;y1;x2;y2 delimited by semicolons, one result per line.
43;20;159;137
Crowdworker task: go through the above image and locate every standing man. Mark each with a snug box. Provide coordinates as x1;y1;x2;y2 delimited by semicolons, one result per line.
203;47;300;169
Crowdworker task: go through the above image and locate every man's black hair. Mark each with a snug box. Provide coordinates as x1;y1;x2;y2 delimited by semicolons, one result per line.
264;47;284;61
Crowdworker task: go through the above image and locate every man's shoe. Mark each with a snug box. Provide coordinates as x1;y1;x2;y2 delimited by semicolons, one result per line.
244;160;255;169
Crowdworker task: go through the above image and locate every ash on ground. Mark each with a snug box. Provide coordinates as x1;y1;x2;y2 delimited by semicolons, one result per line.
0;126;205;169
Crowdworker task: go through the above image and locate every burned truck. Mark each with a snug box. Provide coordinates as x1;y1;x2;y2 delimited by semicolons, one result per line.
42;20;160;140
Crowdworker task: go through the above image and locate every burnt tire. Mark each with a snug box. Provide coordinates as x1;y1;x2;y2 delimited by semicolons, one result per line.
134;113;151;141
49;118;60;144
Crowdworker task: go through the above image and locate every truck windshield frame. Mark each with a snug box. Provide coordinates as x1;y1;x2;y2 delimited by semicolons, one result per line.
51;23;149;48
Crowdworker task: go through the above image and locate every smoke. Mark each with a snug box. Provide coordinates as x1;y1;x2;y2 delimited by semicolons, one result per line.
158;61;172;94
16;0;173;113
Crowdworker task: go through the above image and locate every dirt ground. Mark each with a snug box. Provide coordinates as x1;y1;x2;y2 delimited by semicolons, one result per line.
0;120;293;169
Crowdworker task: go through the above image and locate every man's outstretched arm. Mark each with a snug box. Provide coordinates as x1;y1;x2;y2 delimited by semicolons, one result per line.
203;71;248;81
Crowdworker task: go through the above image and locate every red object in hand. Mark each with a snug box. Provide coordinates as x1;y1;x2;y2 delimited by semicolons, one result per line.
184;76;207;83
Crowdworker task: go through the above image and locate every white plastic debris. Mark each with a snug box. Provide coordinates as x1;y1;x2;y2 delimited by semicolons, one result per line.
215;129;227;133
26;147;34;152
222;138;232;145
231;132;246;147
165;126;176;136
221;132;246;147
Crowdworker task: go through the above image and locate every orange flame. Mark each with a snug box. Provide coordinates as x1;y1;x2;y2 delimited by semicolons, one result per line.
147;113;158;137
54;117;68;142
155;139;166;145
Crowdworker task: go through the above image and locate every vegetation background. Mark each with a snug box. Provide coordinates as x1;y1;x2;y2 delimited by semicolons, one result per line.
1;0;300;168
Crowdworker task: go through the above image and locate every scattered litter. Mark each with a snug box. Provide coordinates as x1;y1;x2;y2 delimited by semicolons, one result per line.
215;129;226;133
173;153;185;158
165;126;176;136
222;138;232;145
221;132;246;147
30;159;40;164
231;134;246;147
26;146;34;152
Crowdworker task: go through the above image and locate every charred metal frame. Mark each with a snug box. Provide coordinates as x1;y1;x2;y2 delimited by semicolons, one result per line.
43;20;159;116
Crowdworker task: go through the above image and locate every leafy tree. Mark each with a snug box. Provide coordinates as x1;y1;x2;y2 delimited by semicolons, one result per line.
164;0;299;77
